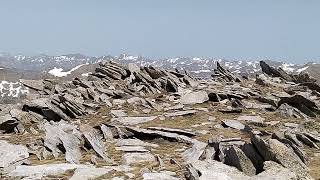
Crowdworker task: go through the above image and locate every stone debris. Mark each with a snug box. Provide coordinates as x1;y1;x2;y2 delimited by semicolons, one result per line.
0;60;319;179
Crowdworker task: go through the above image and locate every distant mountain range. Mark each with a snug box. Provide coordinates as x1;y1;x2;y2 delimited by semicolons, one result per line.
0;53;319;80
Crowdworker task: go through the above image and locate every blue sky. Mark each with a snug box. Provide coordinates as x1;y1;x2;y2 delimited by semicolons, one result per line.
0;0;319;63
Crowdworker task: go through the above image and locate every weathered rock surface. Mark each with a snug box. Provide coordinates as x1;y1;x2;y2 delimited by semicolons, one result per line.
222;120;246;130
43;121;81;163
80;125;112;162
69;167;113;180
111;116;158;125
123;152;155;165
0;140;29;169
143;171;179;180
186;160;249;180
224;146;256;176
250;134;310;179
8;163;90;179
179;91;209;105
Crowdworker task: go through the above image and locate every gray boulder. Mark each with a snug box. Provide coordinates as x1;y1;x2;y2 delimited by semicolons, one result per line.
180;91;209;105
0;140;29;168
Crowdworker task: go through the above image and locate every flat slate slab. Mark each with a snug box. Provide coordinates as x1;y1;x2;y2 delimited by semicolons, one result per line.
111;116;158;125
123;152;156;165
222;120;245;130
9;163;91;179
179;91;209;105
0;140;29;168
70;167;113;180
237;116;265;123
115;139;159;147
147;127;197;137
115;146;149;152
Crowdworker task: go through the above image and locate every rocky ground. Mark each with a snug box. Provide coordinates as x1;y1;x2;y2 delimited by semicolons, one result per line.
0;60;320;179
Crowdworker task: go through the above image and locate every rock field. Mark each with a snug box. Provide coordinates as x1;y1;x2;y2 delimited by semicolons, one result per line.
0;60;320;179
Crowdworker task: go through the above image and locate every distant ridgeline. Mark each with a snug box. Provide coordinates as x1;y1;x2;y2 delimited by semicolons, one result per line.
0;81;29;104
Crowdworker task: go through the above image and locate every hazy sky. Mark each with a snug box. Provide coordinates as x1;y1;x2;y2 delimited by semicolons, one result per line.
0;0;319;63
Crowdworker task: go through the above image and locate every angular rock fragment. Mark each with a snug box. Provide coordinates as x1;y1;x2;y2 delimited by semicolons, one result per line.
237;116;264;123
179;91;209;105
186;160;249;180
296;133;319;149
250;134;310;179
0;140;29;169
219;107;242;113
115;146;149;152
143;171;179;180
43;122;81;163
182;140;207;164
222;120;245;130
253;161;298;180
100;124;114;140
110;110;128;117
147;127;196;137
20;79;45;91
277;103;307;119
115;139;158;147
284;130;304;147
163;110;197;117
224;146;256;176
70;167;113;180
212;62;242;82
126;126;194;143
81;125;112;162
123;152;155;165
239;143;264;173
9;163;91;179
272;131;309;164
278;94;320;117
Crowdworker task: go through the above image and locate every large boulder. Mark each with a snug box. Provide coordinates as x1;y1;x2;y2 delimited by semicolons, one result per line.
186;160;249;180
250;134;311;179
180;91;209;105
224;146;256;176
278;94;320;117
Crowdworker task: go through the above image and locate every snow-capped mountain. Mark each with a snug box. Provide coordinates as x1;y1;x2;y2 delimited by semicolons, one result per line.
0;53;318;80
112;54;319;79
0;53;106;72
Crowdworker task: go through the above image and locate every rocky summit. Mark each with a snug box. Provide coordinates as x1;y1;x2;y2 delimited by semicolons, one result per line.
0;60;320;180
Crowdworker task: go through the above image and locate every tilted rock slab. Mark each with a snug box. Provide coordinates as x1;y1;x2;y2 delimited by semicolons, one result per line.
0;140;29;168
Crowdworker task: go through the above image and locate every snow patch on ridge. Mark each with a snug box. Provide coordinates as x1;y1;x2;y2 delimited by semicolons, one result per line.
48;63;88;77
0;81;29;98
280;63;295;73
296;66;309;73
